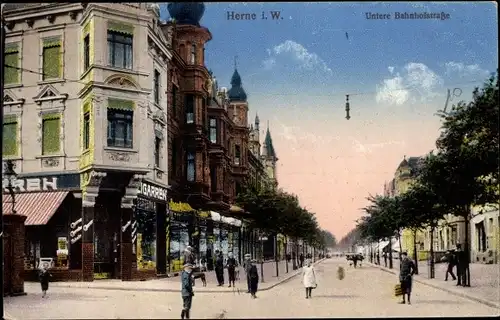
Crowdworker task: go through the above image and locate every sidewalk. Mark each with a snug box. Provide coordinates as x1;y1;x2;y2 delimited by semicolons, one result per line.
369;261;500;309
34;259;325;293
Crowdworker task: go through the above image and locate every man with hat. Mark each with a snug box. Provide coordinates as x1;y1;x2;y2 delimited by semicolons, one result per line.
181;263;195;319
243;253;252;293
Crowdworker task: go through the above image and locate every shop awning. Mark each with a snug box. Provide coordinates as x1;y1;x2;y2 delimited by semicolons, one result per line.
391;238;401;251
379;240;390;251
2;191;69;226
210;211;222;222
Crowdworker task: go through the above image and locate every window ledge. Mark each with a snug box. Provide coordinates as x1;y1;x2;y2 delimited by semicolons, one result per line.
2;156;22;161
80;67;93;80
37;79;65;86
4;84;23;89
104;147;138;153
102;65;148;77
154;166;164;172
36;154;65;159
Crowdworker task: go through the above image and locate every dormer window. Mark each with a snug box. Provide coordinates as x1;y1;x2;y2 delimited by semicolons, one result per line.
190;44;196;64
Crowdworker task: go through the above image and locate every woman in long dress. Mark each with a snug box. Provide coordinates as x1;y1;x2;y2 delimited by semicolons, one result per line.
302;259;317;299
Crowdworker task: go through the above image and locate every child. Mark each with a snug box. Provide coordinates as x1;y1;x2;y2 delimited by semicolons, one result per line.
181;263;194;319
39;262;52;298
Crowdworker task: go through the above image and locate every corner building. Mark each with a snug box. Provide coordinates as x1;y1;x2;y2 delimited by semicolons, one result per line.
2;3;171;281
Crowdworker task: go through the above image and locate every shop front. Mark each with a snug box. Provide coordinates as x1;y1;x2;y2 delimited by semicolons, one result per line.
1;173;82;281
134;180;169;277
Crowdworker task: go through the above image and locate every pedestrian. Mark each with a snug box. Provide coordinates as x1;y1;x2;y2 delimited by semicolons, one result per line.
180;263;195;319
441;250;457;281
299;253;304;268
376;252;380;265
215;250;224;286
302;259;317;299
226;252;237;288
38;261;52;298
292;251;297;269
398;251;416;305
352;254;359;268
383;252;388;267
248;259;259;298
183;246;196;265
243;253;252;293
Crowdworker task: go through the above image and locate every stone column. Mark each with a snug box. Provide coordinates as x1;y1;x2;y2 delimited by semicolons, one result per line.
3;214;27;296
81;171;106;282
121;174;142;281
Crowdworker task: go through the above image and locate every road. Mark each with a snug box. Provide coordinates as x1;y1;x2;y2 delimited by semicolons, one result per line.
4;258;498;319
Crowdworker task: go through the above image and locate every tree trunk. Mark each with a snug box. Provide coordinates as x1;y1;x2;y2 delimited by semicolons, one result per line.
429;225;435;279
388;236;393;269
413;229;419;275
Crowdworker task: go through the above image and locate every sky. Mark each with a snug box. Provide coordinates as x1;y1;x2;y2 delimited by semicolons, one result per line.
160;2;499;241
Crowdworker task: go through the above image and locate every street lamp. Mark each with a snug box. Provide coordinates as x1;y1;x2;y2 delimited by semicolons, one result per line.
4;160;18;214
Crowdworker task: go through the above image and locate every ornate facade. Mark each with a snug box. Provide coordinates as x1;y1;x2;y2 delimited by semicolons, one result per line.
2;3;172;281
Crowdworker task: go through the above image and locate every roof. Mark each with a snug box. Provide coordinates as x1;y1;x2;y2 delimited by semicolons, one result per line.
264;127;277;158
167;3;206;27
397;156;423;177
228;69;247;102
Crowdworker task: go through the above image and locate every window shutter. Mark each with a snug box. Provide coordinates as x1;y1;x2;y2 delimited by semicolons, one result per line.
108;98;135;111
3;119;18;156
42;115;61;154
4;48;19;84
107;21;134;35
43;45;61;80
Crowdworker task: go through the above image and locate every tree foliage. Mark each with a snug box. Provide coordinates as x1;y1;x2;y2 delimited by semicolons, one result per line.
357;71;499;243
236;185;324;244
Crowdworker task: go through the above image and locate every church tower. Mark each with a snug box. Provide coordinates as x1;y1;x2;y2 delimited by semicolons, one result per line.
228;61;248;127
261;123;278;188
248;114;261;157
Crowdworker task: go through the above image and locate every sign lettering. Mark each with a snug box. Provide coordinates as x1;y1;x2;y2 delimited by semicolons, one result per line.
3;177;58;193
138;181;167;201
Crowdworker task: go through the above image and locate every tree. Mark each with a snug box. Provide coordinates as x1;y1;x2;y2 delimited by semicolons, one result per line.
416;72;499;285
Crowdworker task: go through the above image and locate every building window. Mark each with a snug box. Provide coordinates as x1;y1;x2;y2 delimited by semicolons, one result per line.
172;85;178;115
2;116;18;157
190;44;196;64
107;30;133;69
83;34;90;71
42;38;62;80
4;44;20;85
42;115;61;155
186;152;195;182
210;165;217;191
154;137;161;168
209;118;217;143
154;69;160;105
83;112;90;150
107;109;133;148
185;95;194;124
234;145;241;165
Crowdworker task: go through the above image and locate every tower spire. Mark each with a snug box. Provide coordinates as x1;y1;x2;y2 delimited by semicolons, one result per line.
234;55;238;69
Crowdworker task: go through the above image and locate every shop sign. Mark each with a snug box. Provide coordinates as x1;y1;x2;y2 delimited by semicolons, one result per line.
138;181;168;201
2;173;80;193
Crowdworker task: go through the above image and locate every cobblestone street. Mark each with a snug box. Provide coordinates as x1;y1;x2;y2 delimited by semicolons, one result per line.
5;258;498;319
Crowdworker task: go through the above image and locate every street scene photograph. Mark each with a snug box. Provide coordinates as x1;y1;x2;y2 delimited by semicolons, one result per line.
1;2;498;319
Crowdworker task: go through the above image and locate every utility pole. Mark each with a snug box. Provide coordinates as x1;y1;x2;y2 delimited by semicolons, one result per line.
1;8;7;318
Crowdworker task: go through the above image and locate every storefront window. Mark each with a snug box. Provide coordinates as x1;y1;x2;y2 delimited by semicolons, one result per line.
221;227;229;259
233;230;240;263
136;198;157;270
169;211;190;272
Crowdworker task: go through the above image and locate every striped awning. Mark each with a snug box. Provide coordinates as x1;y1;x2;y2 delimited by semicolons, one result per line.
2;191;68;225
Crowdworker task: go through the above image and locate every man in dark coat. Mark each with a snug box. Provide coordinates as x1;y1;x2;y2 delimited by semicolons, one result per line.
243;253;252;293
442;250;457;281
214;250;224;286
299;253;304;268
248;259;259;298
226;252;237;288
383;252;388;267
398;251;416;304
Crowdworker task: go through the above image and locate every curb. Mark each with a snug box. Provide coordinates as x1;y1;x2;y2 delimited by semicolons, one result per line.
48;259;326;294
368;262;500;309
